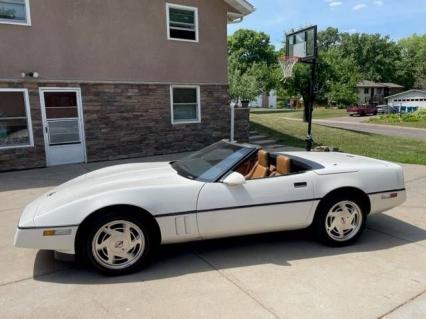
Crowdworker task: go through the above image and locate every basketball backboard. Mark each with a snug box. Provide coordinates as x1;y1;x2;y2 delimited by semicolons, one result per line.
285;26;317;62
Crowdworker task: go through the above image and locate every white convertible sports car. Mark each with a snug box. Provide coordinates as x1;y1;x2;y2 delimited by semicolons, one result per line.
15;141;406;275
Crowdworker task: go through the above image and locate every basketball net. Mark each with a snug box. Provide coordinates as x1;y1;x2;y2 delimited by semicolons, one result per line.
278;56;299;82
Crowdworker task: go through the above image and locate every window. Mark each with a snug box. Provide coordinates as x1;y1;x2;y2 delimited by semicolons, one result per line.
0;0;30;25
0;89;33;149
171;141;254;182
364;88;369;94
376;88;383;94
170;86;201;124
167;3;198;42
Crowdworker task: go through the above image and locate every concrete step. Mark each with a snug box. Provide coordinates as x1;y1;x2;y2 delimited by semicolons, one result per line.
249;135;268;142
265;144;285;149
250;139;278;146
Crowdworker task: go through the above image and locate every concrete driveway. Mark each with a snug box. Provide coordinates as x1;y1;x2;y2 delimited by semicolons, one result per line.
0;155;425;319
313;116;426;140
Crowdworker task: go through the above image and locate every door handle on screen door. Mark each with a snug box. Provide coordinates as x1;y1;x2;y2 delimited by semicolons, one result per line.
294;182;307;188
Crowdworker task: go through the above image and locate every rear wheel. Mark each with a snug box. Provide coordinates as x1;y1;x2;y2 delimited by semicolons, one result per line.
81;213;154;275
313;197;366;246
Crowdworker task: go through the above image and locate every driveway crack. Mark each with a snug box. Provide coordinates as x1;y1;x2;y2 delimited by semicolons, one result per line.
378;289;426;318
366;226;426;248
194;252;281;319
0;268;71;288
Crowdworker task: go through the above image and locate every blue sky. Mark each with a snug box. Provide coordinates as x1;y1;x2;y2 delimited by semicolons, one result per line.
228;0;426;49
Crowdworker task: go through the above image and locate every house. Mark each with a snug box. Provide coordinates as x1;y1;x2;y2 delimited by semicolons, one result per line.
249;90;278;108
356;80;404;105
0;0;255;171
386;89;426;112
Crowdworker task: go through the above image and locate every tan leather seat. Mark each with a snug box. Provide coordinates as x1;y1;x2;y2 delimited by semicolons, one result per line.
270;155;291;176
245;150;270;180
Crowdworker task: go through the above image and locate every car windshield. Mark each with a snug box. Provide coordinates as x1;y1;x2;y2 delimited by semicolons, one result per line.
171;141;255;182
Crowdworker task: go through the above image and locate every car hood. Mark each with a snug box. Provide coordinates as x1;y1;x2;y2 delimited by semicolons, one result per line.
285;151;399;175
35;162;190;216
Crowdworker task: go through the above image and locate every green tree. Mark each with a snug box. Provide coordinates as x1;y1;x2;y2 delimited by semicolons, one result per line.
321;49;360;106
228;29;279;106
399;34;426;89
249;62;282;97
281;28;422;108
318;27;340;51
228;29;277;73
228;63;261;103
339;33;402;84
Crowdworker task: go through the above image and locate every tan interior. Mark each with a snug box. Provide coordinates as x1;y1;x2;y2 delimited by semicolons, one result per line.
270;155;291;176
245;150;270;180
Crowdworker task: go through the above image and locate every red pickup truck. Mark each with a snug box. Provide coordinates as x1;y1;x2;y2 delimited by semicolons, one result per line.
347;104;378;116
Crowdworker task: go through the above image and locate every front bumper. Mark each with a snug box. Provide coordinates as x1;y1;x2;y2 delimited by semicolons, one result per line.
14;226;78;255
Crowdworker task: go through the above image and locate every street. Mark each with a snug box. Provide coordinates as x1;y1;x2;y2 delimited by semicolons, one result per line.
313;116;426;140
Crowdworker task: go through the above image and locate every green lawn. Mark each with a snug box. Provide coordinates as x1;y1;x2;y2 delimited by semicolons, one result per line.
369;117;426;129
251;113;426;165
250;107;347;119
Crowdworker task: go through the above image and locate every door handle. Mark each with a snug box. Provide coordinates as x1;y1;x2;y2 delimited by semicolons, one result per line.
294;182;307;188
45;126;48;134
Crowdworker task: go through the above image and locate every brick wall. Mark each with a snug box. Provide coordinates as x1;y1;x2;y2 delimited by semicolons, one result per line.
0;81;250;171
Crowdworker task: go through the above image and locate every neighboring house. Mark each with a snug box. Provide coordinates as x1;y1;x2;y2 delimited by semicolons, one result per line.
386;89;426;112
356;80;404;105
249;90;278;108
0;0;255;171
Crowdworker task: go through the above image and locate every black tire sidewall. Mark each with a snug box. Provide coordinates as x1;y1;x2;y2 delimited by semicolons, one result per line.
314;196;367;246
82;213;153;276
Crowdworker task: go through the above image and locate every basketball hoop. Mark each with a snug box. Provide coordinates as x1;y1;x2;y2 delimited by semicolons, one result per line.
278;56;299;81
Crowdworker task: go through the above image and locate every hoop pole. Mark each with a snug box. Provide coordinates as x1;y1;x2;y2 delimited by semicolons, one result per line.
305;59;315;151
305;25;318;152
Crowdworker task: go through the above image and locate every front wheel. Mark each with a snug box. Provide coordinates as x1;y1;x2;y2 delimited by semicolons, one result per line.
313;198;367;246
82;214;153;275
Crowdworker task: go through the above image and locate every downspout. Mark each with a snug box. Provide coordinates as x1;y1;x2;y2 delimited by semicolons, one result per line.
228;16;244;24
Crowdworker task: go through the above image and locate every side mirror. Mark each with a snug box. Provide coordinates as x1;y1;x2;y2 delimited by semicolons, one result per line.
223;172;246;186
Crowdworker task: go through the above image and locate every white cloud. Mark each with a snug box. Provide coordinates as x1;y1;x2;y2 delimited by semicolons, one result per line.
329;1;343;7
373;0;384;6
346;28;358;33
353;3;367;10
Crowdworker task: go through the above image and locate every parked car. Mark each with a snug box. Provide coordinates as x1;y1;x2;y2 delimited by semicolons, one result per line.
14;141;406;275
380;105;400;114
377;105;387;114
347;104;378;116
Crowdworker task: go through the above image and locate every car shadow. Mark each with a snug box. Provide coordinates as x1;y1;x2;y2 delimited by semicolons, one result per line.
33;213;426;285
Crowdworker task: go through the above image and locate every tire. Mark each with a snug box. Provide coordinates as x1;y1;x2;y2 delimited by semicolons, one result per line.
79;212;154;275
313;196;367;247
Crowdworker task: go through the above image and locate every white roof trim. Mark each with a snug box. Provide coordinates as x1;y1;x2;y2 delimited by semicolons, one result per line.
225;0;255;16
385;89;426;99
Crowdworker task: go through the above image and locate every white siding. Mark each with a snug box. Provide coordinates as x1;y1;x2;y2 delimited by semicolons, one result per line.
388;91;426;110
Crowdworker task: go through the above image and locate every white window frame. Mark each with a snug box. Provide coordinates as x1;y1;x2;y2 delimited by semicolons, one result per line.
166;3;199;43
0;88;34;149
0;0;31;26
170;85;201;125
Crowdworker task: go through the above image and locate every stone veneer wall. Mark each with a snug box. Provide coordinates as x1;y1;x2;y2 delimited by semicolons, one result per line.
0;81;250;171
